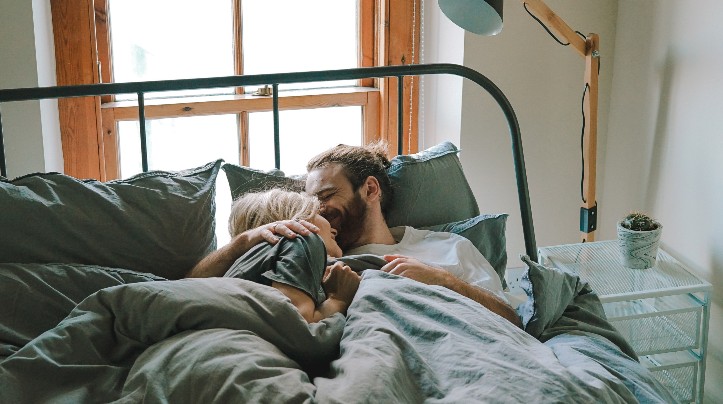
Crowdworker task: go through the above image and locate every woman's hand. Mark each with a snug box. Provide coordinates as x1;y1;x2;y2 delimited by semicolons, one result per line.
322;262;361;305
248;218;320;246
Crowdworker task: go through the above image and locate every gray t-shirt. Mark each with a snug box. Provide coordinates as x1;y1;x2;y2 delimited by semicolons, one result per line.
224;234;328;306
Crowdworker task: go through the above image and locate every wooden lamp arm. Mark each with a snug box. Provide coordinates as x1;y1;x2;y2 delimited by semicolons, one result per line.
522;0;600;242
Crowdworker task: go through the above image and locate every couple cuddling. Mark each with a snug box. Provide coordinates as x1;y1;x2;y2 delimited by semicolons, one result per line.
187;142;520;328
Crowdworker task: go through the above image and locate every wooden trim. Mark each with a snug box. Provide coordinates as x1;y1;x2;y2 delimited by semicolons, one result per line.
377;0;420;156
233;0;246;166
239;112;250;166
363;90;381;144
51;0;103;179
359;0;375;87
94;0;113;103
581;34;599;242
104;88;377;120
101;108;120;179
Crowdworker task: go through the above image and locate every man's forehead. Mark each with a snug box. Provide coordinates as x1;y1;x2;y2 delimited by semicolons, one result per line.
305;164;350;194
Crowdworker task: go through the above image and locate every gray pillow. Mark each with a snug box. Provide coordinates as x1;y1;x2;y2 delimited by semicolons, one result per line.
421;214;508;287
0;160;221;279
222;164;304;201
386;141;479;228
0;262;164;360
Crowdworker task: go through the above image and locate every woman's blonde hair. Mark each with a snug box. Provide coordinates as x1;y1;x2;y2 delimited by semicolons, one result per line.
228;188;321;237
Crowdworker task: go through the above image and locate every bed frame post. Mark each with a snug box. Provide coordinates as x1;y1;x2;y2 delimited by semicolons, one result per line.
272;83;280;170
0;107;6;178
397;76;404;155
138;92;149;172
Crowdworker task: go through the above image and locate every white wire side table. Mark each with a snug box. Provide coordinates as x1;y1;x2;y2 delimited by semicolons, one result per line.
538;240;711;404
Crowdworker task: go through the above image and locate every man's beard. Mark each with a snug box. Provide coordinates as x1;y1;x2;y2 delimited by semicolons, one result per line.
335;192;367;251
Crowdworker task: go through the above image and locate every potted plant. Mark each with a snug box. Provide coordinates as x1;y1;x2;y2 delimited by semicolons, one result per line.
617;211;662;269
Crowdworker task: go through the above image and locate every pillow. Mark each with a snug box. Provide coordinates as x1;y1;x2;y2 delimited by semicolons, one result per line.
0;160;222;279
222;164;304;201
0;262;164;360
385;141;479;228
222;141;479;228
421;214;508;287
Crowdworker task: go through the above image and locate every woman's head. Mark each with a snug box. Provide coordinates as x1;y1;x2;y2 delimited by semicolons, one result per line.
229;188;342;257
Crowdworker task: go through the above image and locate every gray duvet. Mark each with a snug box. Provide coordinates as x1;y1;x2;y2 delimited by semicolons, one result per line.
0;265;674;403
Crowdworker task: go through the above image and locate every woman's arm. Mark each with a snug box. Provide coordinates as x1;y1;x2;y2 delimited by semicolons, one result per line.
271;263;360;323
381;255;522;328
185;219;319;278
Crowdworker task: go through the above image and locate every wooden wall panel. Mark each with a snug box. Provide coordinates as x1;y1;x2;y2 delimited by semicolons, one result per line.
51;0;103;179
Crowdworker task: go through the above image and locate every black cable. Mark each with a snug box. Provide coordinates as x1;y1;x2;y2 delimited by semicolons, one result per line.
523;3;602;206
580;83;589;203
523;3;570;45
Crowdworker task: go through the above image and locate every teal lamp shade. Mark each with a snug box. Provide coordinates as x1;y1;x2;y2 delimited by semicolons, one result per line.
438;0;504;35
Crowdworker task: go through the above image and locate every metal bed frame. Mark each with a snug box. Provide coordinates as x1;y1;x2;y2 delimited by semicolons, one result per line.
0;63;537;261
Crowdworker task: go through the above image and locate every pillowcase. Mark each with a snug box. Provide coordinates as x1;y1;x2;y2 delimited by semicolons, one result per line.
222;141;479;228
0;262;164;360
222;164;304;201
385;141;479;228
0;160;222;279
421;214;508;288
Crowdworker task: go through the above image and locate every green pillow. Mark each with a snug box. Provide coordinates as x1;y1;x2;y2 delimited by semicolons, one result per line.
0;160;222;279
386;141;480;228
222;164;304;201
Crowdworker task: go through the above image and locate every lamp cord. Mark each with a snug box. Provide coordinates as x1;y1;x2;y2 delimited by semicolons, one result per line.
524;2;602;204
580;83;589;203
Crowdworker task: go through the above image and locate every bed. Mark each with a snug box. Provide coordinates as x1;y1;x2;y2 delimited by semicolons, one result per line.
0;64;675;403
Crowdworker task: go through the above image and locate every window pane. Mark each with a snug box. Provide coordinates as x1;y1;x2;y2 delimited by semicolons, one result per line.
118;115;239;175
109;0;235;100
242;0;358;91
248;107;362;175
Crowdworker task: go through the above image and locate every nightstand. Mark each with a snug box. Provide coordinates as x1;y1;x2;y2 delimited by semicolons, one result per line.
537;240;711;404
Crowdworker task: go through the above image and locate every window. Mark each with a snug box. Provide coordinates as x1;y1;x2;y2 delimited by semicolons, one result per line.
51;0;420;180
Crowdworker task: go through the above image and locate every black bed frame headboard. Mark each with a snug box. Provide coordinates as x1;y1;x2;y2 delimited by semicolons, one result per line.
0;63;537;261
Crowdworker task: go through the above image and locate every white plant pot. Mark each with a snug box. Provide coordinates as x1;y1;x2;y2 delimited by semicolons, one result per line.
617;223;662;269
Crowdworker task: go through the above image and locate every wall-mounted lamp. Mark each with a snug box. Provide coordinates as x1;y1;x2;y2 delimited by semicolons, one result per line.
438;0;600;242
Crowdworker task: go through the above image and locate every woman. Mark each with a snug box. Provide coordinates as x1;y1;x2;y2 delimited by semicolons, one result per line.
188;189;360;323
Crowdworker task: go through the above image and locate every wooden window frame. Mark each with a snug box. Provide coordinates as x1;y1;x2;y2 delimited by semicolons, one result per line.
51;0;420;180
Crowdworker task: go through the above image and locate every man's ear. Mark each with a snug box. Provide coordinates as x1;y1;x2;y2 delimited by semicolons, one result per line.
362;176;382;201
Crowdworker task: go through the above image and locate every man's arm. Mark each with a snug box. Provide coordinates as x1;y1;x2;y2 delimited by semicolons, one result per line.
381;255;522;328
185;219;319;278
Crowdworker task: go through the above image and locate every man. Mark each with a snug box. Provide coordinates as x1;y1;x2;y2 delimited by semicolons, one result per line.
305;142;521;327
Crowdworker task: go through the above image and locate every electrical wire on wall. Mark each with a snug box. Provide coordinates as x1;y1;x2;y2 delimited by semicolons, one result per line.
523;3;600;206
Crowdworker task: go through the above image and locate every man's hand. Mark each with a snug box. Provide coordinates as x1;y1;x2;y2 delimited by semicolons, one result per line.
185;219;319;278
381;255;454;287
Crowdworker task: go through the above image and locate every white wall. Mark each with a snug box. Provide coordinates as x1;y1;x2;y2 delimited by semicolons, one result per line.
32;0;62;174
420;0;465;149
458;0;618;265
0;0;61;178
603;1;723;402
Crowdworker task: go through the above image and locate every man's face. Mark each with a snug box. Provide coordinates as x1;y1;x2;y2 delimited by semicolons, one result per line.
305;164;367;251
